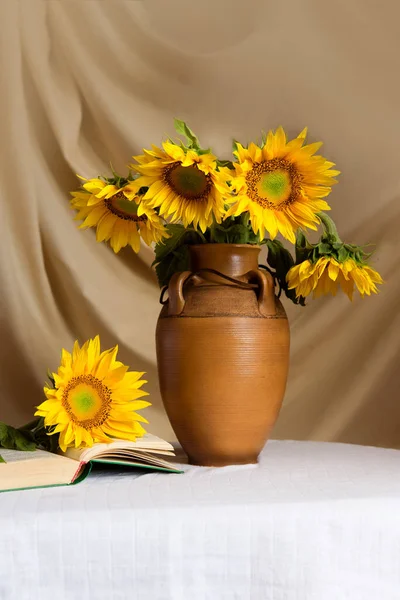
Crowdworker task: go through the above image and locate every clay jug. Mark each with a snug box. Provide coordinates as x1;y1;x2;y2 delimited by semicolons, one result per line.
156;244;290;466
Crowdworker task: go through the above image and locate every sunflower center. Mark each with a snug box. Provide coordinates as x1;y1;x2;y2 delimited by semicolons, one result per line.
105;192;148;222
164;164;211;200
62;374;112;429
246;158;302;209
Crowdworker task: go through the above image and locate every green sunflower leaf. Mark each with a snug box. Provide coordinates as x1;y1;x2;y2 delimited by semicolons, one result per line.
0;422;37;452
287;287;306;306
155;245;191;288
216;159;234;170
0;454;5;463
0;422;8;441
266;240;295;273
265;240;304;305
153;224;188;264
318;243;333;254
296;230;307;248
295;230;311;264
174;119;200;150
0;422;13;449
14;430;37;452
355;251;363;262
211;225;229;244
337;246;349;262
153;224;204;287
209;215;259;245
223;224;250;244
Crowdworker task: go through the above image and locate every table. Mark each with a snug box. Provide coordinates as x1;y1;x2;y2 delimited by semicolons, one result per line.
1;440;400;599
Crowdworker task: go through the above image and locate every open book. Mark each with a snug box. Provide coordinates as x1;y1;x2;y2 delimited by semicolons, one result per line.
0;434;182;493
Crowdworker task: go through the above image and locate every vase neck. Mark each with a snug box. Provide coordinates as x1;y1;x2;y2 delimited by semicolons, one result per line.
189;244;261;278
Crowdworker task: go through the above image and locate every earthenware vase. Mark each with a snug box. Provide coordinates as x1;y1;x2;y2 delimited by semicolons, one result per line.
156;244;290;466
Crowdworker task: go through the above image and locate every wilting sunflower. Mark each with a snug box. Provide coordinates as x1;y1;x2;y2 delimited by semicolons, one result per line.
35;336;150;452
131;141;230;232
71;177;168;253
287;257;383;300
225;127;340;243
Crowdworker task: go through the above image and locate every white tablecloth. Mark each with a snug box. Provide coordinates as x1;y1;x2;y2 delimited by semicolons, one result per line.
1;440;400;600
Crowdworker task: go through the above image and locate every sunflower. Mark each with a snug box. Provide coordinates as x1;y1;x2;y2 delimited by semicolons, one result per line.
286;257;383;300
130;141;230;232
35;336;150;452
225;127;340;243
71;178;168;253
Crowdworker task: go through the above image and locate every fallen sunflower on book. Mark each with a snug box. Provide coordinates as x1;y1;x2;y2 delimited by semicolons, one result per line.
0;336;181;490
0;336;151;460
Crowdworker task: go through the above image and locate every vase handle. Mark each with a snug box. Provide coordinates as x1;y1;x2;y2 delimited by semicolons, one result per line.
167;271;193;316
245;269;276;317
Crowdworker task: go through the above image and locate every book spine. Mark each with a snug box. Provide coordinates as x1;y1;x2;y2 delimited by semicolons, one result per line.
71;461;86;483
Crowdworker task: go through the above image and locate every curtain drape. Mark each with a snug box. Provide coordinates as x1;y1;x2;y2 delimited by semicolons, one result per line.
1;0;399;446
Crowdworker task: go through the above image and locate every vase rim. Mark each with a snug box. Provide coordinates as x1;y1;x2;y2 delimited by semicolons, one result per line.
189;243;261;250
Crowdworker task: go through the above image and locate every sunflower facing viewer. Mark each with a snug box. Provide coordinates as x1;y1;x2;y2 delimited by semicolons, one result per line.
225;127;340;243
131;141;231;232
35;336;150;452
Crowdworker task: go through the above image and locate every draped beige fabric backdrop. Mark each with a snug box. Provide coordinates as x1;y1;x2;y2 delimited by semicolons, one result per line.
1;0;399;447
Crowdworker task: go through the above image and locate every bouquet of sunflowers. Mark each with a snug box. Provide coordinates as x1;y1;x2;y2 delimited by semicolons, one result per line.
71;119;382;302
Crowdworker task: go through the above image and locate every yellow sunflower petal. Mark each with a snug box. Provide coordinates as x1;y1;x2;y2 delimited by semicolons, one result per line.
143;179;166;200
129;229;141;252
96;214;117;242
297;127;308;141
83;179;106;194
274;126;287;151
87;194;104;207
80;206;108;228
162;141;185;162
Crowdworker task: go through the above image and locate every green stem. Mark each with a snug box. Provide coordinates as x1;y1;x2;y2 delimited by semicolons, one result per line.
186;227;207;243
196;230;207;243
259;237;271;245
317;212;342;243
208;219;218;243
241;212;250;228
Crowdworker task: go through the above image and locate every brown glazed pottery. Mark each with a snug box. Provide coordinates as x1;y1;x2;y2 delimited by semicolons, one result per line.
156;244;290;466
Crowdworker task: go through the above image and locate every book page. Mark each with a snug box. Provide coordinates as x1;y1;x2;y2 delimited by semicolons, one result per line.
92;458;182;473
0;450;80;492
65;434;175;463
0;448;61;463
92;450;179;470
